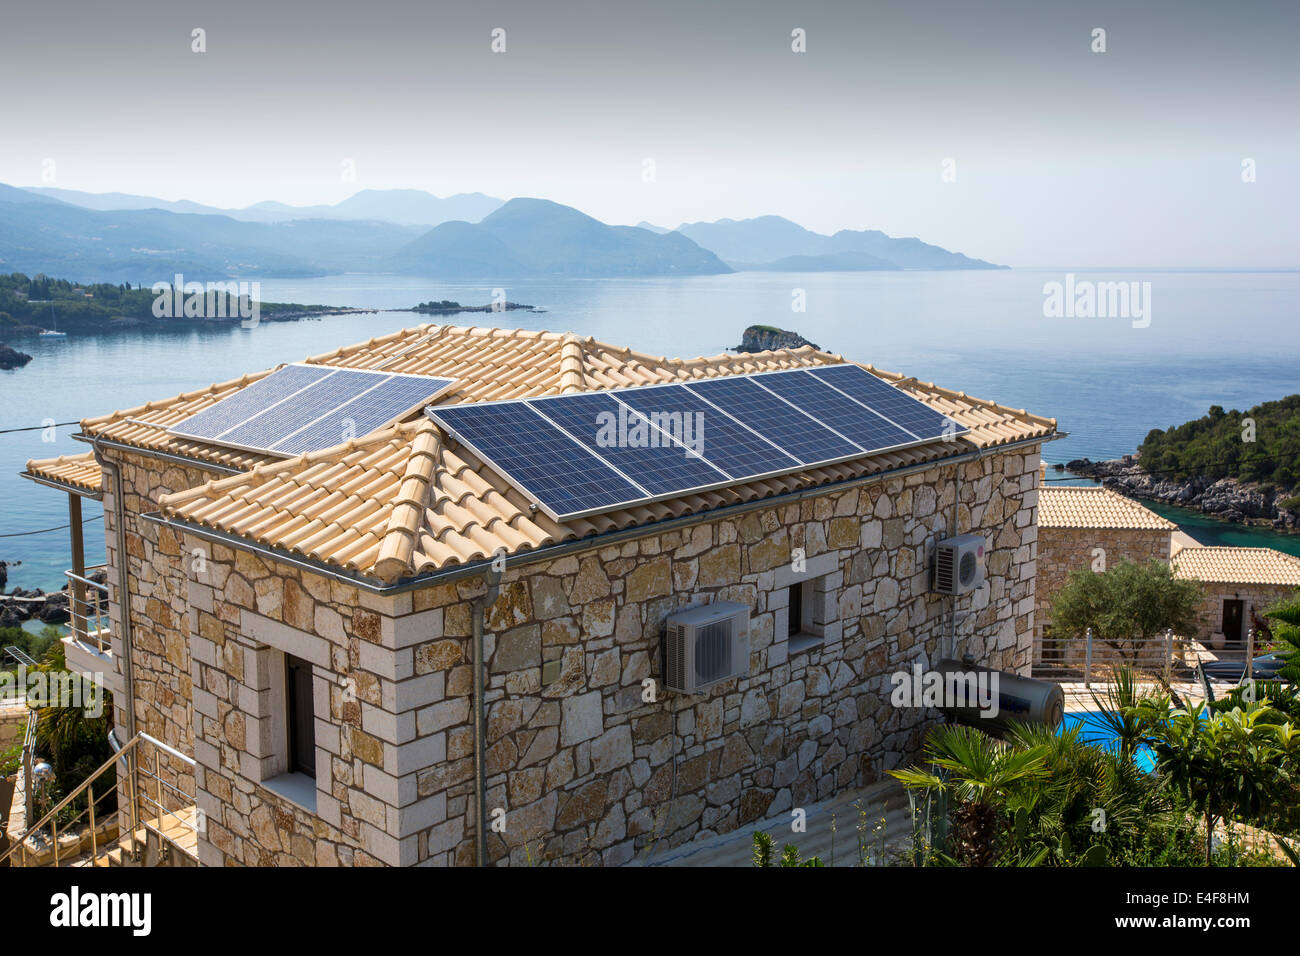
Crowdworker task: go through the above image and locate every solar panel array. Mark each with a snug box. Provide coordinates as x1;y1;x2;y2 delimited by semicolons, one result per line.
428;364;966;522
169;363;456;456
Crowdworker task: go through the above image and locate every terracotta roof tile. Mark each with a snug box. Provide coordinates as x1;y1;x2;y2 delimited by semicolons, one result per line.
24;452;103;495
58;322;1054;583
1172;546;1300;586
1038;486;1177;530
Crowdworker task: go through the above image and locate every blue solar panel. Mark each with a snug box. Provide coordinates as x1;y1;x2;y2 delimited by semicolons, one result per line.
170;364;332;440
684;376;862;464
433;402;644;517
217;369;383;450
272;373;456;455
169;364;456;456
753;370;919;451
614;384;800;480
807;364;963;440
427;364;966;521
526;392;729;496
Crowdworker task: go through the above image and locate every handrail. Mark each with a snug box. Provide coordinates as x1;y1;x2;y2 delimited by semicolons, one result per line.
0;729;195;867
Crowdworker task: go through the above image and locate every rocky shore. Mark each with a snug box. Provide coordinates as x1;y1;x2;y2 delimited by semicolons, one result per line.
734;325;822;353
0;560;105;630
1066;456;1300;532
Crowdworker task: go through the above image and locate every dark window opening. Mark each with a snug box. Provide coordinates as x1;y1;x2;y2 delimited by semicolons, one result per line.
788;582;804;639
286;654;316;778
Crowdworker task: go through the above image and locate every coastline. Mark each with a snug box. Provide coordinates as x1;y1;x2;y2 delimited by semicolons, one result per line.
1063;457;1300;534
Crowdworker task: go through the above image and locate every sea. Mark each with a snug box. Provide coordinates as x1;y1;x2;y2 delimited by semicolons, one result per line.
2;269;1298;591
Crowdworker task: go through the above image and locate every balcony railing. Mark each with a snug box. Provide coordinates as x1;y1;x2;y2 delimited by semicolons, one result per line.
64;564;110;654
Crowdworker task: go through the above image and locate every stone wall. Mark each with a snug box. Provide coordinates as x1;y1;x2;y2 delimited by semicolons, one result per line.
102;448;225;825
182;442;1041;866
1186;583;1296;649
1033;525;1170;666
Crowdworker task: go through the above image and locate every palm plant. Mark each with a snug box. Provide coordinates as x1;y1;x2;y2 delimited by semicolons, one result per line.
890;724;1049;866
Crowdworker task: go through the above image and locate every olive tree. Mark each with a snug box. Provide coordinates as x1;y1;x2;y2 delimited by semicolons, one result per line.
1049;558;1202;662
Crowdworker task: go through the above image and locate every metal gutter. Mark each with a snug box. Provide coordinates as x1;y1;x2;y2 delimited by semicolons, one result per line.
18;471;105;501
470;569;501;866
145;431;1059;596
72;433;245;477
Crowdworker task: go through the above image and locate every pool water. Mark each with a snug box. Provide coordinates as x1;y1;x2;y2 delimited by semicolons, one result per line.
1061;711;1157;773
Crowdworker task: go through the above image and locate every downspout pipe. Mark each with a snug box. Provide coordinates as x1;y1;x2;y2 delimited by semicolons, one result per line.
91;438;136;742
470;568;502;867
91;437;140;837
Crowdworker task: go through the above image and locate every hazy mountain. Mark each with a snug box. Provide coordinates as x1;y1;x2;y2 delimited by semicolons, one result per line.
394;198;732;277
0;189;423;282
635;221;671;234
22;186;504;226
676;214;1005;270
741;250;900;272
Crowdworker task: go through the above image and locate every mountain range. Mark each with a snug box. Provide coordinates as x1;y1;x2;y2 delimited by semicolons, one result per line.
0;183;1005;282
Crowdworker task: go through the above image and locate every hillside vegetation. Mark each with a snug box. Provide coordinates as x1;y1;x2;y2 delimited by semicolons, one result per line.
1139;396;1300;495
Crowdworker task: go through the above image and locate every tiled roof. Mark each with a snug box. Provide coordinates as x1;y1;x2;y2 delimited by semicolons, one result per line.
1172;546;1300;586
1038;486;1176;531
150;325;1057;582
24;452;103;495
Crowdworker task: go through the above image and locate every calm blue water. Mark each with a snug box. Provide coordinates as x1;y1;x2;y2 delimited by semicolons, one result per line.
2;269;1297;590
1063;711;1156;773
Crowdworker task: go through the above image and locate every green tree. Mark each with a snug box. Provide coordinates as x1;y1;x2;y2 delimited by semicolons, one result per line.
1050;558;1202;662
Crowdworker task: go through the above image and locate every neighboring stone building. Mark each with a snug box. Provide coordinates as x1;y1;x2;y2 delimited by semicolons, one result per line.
1034;484;1177;668
23;324;1056;866
1170;543;1300;649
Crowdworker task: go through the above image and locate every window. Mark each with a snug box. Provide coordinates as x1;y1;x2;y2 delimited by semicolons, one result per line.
285;653;316;779
787;581;808;638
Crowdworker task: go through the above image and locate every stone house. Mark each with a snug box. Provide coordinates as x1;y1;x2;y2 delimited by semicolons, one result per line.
1034;484;1176;669
23;323;1055;866
1169;543;1300;650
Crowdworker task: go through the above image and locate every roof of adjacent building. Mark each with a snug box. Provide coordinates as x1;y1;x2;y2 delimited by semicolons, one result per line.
1037;485;1177;531
21;452;104;497
25;323;1057;583
1171;545;1300;586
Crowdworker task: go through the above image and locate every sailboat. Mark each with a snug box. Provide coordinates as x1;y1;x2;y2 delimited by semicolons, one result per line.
39;303;67;338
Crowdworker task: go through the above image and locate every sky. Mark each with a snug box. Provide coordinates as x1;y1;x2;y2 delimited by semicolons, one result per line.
2;0;1297;268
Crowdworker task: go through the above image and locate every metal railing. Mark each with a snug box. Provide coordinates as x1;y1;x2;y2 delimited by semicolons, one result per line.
0;730;197;867
64;564;111;654
1034;626;1267;688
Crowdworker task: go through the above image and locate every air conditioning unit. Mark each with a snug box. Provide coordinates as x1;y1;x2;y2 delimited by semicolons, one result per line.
933;534;986;595
664;601;750;694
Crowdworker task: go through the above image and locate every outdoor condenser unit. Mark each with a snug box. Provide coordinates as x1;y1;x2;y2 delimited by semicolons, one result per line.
664;601;750;694
934;659;1065;731
932;533;986;595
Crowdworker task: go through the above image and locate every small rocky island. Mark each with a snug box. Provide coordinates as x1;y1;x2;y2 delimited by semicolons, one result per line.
734;325;821;353
407;300;538;315
0;344;33;370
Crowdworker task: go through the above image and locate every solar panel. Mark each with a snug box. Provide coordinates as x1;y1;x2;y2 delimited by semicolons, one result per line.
167;364;333;440
614;384;800;480
750;370;920;450
684;375;862;464
433;402;646;517
169;364;456;456
272;373;459;456
527;392;729;496
426;364;969;522
807;364;960;440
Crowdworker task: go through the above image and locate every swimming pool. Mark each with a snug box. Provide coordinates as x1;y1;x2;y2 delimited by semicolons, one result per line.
1061;711;1156;773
